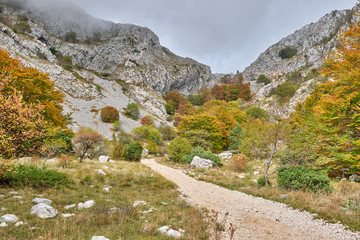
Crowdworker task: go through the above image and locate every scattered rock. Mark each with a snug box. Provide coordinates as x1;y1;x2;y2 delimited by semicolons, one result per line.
161;202;168;205
133;201;147;207
349;174;360;182
91;237;110;240
31;203;58;219
109;160;115;163
0;222;8;227
62;213;75;218
14;221;24;227
140;207;155;214
253;171;261;175
190;156;213;169
96;169;106;175
9;191;18;195
341;178;347;181
0;195;5;198
238;175;246;179
32;194;44;197
103;187;110;192
13;196;23;199
32;198;52;205
157;226;183;238
64;204;76;210
99;155;110;163
0;214;19;223
142;148;149;157
103;166;109;169
218;152;233;159
78;200;95;209
1;208;7;211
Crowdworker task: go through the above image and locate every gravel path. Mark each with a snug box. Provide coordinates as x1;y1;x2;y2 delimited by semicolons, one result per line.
141;159;360;240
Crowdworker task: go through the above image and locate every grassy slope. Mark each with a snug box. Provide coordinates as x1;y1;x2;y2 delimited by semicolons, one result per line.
0;159;209;240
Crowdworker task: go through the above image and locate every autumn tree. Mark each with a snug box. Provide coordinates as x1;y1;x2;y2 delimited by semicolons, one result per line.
292;14;360;174
0;50;65;126
211;85;225;100
73;127;104;162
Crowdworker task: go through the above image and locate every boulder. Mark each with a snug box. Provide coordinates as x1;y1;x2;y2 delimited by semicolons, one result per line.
31;203;58;219
0;214;19;223
142;148;149;158
99;155;110;163
64;204;76;210
78;200;96;209
167;229;183;238
14;221;24;227
190;156;213;169
96;169;106;175
218;152;233;159
0;222;8;227
157;226;170;234
32;198;52;205
349;174;360;182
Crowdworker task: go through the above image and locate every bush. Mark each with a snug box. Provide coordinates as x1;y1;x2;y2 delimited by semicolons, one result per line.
168;137;192;162
146;141;159;155
257;74;271;85
157;122;176;140
73;127;104;162
1;165;73;188
271;82;297;101
277;165;332;193
230;153;249;172
182;147;222;167
279;46;298;59
124;142;143;161
183;130;213;151
245;106;269;120
131;126;163;145
140;115;155;126
14;21;31;33
125;103;140;120
101;106;119;123
257;176;268;187
63;55;73;71
64;31;78;43
58;154;73;169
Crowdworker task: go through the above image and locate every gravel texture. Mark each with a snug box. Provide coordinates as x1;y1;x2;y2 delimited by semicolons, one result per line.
142;159;360;240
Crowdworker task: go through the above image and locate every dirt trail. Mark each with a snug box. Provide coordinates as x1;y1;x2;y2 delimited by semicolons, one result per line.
141;159;359;240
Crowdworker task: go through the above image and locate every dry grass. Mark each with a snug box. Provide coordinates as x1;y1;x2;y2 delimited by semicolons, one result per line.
0;159;209;239
159;158;360;232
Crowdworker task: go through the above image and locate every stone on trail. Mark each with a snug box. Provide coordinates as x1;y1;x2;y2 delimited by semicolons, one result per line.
32;198;52;205
190;156;213;169
31;203;58;219
0;214;18;223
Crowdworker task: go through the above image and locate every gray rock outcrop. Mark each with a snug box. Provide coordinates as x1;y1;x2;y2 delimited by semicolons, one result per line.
190;156;213;169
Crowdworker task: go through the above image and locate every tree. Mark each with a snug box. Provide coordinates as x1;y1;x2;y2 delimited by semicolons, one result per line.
101;106;119;123
64;31;78;43
228;124;242;151
124;142;143;161
168;137;192;162
211;85;225;100
0;50;65;126
0;87;46;159
73;127;104;162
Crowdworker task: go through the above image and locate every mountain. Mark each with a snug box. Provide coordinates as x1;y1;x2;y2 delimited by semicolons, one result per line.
0;0;216;136
241;6;356;115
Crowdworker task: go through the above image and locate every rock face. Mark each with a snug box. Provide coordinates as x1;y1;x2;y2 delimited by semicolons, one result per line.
31;203;58;219
241;7;356;115
190;156;213;169
0;1;216;137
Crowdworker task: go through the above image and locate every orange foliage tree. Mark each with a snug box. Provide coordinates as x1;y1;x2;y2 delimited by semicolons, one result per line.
0;49;64;126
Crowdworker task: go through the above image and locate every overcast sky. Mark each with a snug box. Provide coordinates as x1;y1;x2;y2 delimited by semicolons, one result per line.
71;0;357;73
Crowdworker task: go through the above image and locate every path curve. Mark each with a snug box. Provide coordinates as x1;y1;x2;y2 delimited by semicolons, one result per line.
141;159;359;240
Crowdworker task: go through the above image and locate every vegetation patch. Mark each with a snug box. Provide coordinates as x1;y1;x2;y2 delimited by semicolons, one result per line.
279;46;298;59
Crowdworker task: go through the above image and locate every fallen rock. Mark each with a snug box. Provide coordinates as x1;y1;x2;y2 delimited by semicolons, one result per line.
0;214;19;223
64;204;76;210
157;225;169;233
9;191;18;195
167;229;183;238
31;203;58;219
96;169;106;175
13;196;23;199
140;207;155;214
99;155;110;163
0;222;8;227
0;195;5;198
91;237;110;240
191;156;213;169
142;148;149;157
78;200;95;209
62;213;75;218
103;187;110;192
349;174;360;182
14;221;24;227
32;198;52;205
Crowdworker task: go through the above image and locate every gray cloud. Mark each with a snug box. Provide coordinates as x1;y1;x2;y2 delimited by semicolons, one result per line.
24;0;359;73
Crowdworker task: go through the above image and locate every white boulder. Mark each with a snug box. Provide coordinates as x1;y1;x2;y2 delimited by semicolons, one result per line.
14;221;24;227
0;214;18;223
191;156;213;169
99;155;110;163
78;200;95;209
31;203;58;219
0;222;8;227
32;198;52;205
91;237;110;240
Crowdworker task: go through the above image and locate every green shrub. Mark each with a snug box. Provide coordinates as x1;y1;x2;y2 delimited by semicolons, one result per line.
131;126;162;145
101;106;119;123
257;176;269;187
271;82;297;101
146;141;159;155
245;106;269;120
14;21;31;33
157;122;176;140
1;165;73;188
183;130;213;151
182;147;222;167
124;142;143;161
256;74;271;85
279;46;298;59
168;137;192;162
277;165;332;193
63;55;73;71
125;103;140;120
64;31;78;43
50;47;57;55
